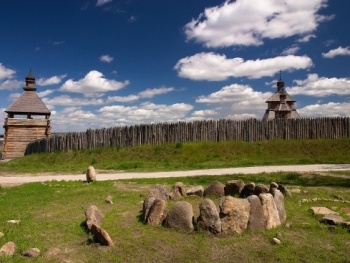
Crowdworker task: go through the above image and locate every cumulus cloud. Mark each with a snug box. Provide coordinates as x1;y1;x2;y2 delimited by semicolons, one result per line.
98;102;193;124
298;34;316;43
322;46;350;58
99;55;114;63
107;86;175;103
288;74;350;97
59;70;129;94
0;79;22;90
299;102;350;117
184;0;331;48
281;46;300;55
96;0;112;6
37;90;54;98
42;95;104;107
0;64;16;80
37;75;67;86
175;52;313;81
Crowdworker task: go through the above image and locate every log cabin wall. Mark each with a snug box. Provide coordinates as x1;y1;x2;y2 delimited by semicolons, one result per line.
3;118;51;159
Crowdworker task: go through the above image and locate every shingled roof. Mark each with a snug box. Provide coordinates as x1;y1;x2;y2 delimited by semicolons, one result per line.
5;71;51;116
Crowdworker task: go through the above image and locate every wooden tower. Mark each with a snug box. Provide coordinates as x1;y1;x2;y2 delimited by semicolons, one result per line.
263;74;300;120
2;71;51;159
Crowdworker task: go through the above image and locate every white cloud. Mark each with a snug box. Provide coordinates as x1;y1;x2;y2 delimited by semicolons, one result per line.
299;102;350;117
43;95;104;106
322;46;350;58
98;102;193;124
0;79;22;90
96;0;112;7
191;109;218;117
138;86;175;98
226;113;258;119
184;0;330;48
288;74;350;97
281;46;300;55
99;55;114;63
175;52;313;81
37;74;67;86
59;70;129;94
0;64;16;80
37;90;54;98
107;86;175;103
298;34;316;43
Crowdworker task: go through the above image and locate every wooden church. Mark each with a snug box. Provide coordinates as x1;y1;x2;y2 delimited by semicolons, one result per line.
263;75;300;120
2;71;51;159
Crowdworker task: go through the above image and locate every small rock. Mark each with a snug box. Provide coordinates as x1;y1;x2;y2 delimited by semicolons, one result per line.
105;195;113;204
86;165;96;183
290;188;301;194
310;207;338;216
276;232;283;241
272;238;281;245
321;214;344;225
0;232;4;238
0;241;16;256
22;248;40;258
7;220;20;224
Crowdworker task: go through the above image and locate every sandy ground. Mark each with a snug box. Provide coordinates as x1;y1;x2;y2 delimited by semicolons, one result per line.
1;164;350;187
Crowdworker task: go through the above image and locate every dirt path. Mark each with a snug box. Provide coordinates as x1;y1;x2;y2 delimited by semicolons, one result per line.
1;164;350;187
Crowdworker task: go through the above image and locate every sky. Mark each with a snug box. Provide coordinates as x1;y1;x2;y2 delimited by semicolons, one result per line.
0;0;349;133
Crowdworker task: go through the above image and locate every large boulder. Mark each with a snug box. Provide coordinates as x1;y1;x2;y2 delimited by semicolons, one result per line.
146;199;167;226
186;186;204;197
271;189;286;222
253;184;269;196
86;166;96;183
240;182;255;198
277;183;292;197
197;199;221;234
219;196;250;235
85;205;104;230
204;181;225;198
90;224;114;246
259;193;281;229
154;184;168;200
225;180;245;196
0;241;16;256
163;201;194;232
247;195;266;231
142;189;160;223
168;182;186;200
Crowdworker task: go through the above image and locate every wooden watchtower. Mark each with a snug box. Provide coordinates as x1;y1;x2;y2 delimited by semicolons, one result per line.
262;74;300;120
2;71;51;159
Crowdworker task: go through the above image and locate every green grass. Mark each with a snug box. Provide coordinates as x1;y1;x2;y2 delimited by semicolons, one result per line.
0;172;350;262
1;138;349;174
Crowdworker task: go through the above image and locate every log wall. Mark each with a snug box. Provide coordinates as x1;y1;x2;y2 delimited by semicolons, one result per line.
3;118;51;159
24;117;350;155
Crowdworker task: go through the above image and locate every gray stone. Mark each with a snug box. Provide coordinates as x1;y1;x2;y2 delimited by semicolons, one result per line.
86;165;96;183
253;184;269;196
163;201;194;232
90;224;114;246
169;182;186;200
186;185;204;197
247;195;266;231
142;189;160;222
321;214;344;225
85;205;104;230
22;248;40;258
154;184;168;200
146;199;167;226
272;189;286;222
272;238;281;245
259;193;281;229
310;207;338;216
105;195;113;204
219;196;250;235
225;180;245;196
204;181;225;198
278;183;292;197
197;199;221;234
240;182;255;198
0;241;16;256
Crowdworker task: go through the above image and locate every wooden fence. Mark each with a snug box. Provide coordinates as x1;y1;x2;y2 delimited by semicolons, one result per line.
25;117;350;154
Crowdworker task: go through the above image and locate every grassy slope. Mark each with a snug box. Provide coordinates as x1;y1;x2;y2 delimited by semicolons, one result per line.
0;138;349;174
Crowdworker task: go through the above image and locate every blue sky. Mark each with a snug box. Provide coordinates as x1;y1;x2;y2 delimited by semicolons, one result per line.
0;0;349;133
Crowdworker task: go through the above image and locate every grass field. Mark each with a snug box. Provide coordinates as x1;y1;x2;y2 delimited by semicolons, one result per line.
0;139;350;262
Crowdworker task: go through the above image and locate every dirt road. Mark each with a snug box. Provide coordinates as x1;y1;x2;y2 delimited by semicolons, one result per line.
1;164;350;186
